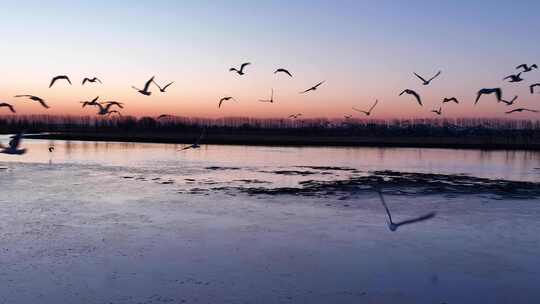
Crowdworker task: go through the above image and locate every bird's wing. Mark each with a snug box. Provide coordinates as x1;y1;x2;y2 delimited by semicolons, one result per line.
82;78;89;85
352;107;366;114
411;91;422;106
428;70;442;82
162;82;174;91
368;100;379;112
14;95;31;98
413;72;427;83
218;100;223;108
395;212;436;227
38;99;50;109
313;81;325;89
240;62;251;71
494;88;502;101
503;75;511;80
474;90;484;104
377;190;393;223
516;64;526;70
143;76;155;91
531;83;540;94
49;77;58;88
505;109;519;114
64;76;72;85
399;90;406;96
525;109;539;113
96;78;102;83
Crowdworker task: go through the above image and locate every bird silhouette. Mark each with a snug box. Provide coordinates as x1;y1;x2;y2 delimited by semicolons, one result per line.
343;114;352;119
132;76;155;96
413;71;441;85
0;133;27;155
0;103;16;113
288;113;302;119
103;101;124;109
431;106;442;115
399;89;422;106
503;73;524;83
274;68;293;77
89;102;122;116
352;99;379;116
229;62;251;75
218;97;235;108
516;64;538;73
82;77;102;85
530;83;540;94
14;95;49;109
49;75;72;88
80;96;100;108
505;108;538;114
442;97;459;104
259;89;274;103
377;190;436;232
48;145;55;153
500;95;518;106
157;114;171;120
475;88;502;104
180;129;205;150
300;81;325;94
154;80;174;92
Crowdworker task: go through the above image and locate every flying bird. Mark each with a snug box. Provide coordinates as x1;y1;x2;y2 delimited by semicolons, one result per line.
475;88;502;104
378;190;436;232
343;114;352;119
274;68;293;77
132;76;155;96
352;99;379;116
300;81;325;94
0;102;16;113
399;89;422;106
442;97;459;104
89;102;122;116
49;75;72;88
500;95;518;106
503;73;524;83
14;95;49;109
180;129;205;151
229;62;251;75
530;83;540;94
154;80;174;93
157;114;172;120
48;146;55;153
80;96;100;108
82;77;102;85
516;64;538;73
103;101;124;109
431;106;442;115
0;133;27;155
413;71;441;85
259;89;275;103
505;108;538;114
288;113;302;119
218;97;235;108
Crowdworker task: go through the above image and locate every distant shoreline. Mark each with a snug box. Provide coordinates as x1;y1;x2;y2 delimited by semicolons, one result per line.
23;132;540;151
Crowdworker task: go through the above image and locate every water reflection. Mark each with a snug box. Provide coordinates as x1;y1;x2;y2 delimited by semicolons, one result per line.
0;135;539;182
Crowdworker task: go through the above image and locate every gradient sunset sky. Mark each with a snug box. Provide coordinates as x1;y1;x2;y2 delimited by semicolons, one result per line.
1;0;539;119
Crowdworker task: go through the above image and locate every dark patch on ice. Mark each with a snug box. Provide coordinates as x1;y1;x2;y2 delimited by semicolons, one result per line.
295;166;358;172
234;179;271;184
214;170;540;199
205;166;242;171
122;176;134;179
261;170;321;176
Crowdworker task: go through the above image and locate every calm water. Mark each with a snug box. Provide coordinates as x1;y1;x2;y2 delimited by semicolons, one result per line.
1;135;540;303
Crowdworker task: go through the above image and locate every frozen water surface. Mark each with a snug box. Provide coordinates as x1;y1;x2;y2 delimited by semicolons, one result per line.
1;136;539;303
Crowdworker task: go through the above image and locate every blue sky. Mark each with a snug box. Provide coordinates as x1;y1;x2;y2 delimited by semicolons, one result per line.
0;0;539;118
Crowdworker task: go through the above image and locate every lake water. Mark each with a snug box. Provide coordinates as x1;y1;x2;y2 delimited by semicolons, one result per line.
1;135;540;303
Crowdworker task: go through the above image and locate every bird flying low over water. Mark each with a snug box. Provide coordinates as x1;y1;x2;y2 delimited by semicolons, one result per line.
14;95;49;109
274;68;293;77
0;133;27;155
82;77;102;85
530;83;540;94
431;106;442;116
132;76;155;96
442;97;459;104
229;62;251;75
154;80;174;93
399;89;422;106
475;88;502;104
505;108;538;114
259;89;275;103
180;129;205;151
377;190;436;232
516;64;538;73
413;71;441;86
503;73;524;83
300;81;325;94
500;95;518;106
353;99;379;116
218;97;235;108
0;102;16;113
49;75;72;88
